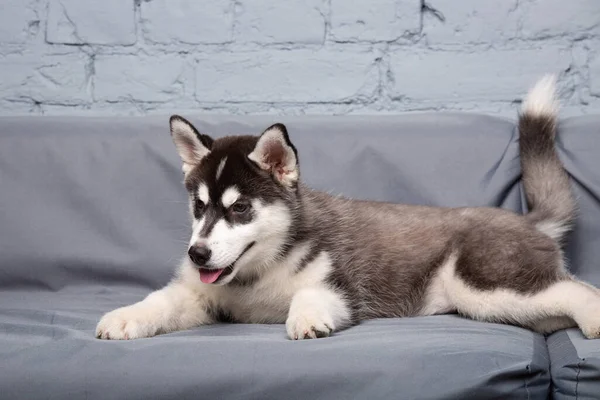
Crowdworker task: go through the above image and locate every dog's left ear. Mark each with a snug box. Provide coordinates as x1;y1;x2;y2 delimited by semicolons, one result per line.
248;123;299;187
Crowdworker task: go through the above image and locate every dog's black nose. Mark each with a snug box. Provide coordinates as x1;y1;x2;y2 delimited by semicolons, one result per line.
188;244;211;266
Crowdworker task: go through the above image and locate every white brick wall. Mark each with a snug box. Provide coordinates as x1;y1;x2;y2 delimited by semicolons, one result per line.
520;0;600;39
0;0;39;44
389;46;572;101
0;0;599;116
330;0;421;42
234;0;326;44
590;55;600;97
94;54;195;103
141;0;233;45
46;0;136;45
422;0;520;46
195;50;379;102
0;52;91;105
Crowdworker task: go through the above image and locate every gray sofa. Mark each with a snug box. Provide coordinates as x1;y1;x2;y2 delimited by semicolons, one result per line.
0;114;598;400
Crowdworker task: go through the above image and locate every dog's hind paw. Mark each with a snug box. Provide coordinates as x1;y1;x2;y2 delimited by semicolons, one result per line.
578;311;600;339
95;304;160;340
581;325;600;340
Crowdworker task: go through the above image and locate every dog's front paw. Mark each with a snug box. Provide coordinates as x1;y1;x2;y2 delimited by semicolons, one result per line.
286;308;334;340
96;305;160;340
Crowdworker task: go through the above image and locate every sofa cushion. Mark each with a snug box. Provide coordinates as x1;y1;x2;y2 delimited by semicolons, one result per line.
0;289;550;400
547;329;600;400
558;115;600;287
545;117;600;400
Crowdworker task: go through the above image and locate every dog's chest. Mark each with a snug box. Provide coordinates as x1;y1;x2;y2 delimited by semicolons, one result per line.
219;250;333;323
220;270;299;323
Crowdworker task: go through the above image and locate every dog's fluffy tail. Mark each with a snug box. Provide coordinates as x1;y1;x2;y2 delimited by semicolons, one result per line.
519;75;576;242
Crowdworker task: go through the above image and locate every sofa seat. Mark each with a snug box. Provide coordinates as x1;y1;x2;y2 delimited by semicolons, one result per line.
0;289;550;400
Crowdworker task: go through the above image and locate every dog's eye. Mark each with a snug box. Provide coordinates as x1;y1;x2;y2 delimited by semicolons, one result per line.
232;202;249;214
194;200;206;217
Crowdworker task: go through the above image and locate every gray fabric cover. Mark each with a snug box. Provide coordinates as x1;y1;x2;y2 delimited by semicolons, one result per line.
548;330;600;400
544;115;600;400
0;113;598;399
0;290;550;400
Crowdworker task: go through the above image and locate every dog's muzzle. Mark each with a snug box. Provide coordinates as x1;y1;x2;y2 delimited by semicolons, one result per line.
188;244;211;266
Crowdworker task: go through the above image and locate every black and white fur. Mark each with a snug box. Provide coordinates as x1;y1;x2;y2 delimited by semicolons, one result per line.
96;76;600;341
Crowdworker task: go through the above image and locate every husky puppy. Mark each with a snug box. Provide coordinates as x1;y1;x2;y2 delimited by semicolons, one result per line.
97;76;600;341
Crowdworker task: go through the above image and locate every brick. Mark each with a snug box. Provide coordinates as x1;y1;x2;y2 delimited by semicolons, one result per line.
0;100;40;115
141;0;233;44
0;53;90;104
46;0;135;45
234;0;325;44
94;55;194;103
423;0;519;45
0;0;39;44
195;50;378;103
590;54;600;97
389;47;572;102
520;0;600;39
331;0;420;42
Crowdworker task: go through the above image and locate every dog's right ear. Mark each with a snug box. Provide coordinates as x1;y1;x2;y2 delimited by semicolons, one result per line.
169;115;213;174
248;123;299;188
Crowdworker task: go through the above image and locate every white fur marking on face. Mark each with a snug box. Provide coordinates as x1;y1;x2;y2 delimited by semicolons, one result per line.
216;156;228;181
208;218;248;269
221;186;240;209
198;184;209;205
203;199;292;286
189;217;206;246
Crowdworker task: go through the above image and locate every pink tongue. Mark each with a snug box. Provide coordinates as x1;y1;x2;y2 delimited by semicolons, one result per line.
199;268;224;284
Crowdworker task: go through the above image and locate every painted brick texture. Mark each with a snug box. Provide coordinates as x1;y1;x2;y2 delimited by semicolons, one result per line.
0;0;599;116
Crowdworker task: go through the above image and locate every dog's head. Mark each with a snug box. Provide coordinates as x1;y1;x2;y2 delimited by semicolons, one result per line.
170;115;300;285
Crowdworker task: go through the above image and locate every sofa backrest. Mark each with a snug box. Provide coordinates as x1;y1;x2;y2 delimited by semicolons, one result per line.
0;114;598;290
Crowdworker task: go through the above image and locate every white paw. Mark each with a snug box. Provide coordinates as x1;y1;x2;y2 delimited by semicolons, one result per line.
581;328;600;340
577;305;600;339
95;305;160;340
580;320;600;339
286;308;334;340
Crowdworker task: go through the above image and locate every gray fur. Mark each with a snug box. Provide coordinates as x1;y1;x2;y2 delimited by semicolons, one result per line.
291;189;566;321
520;113;576;237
